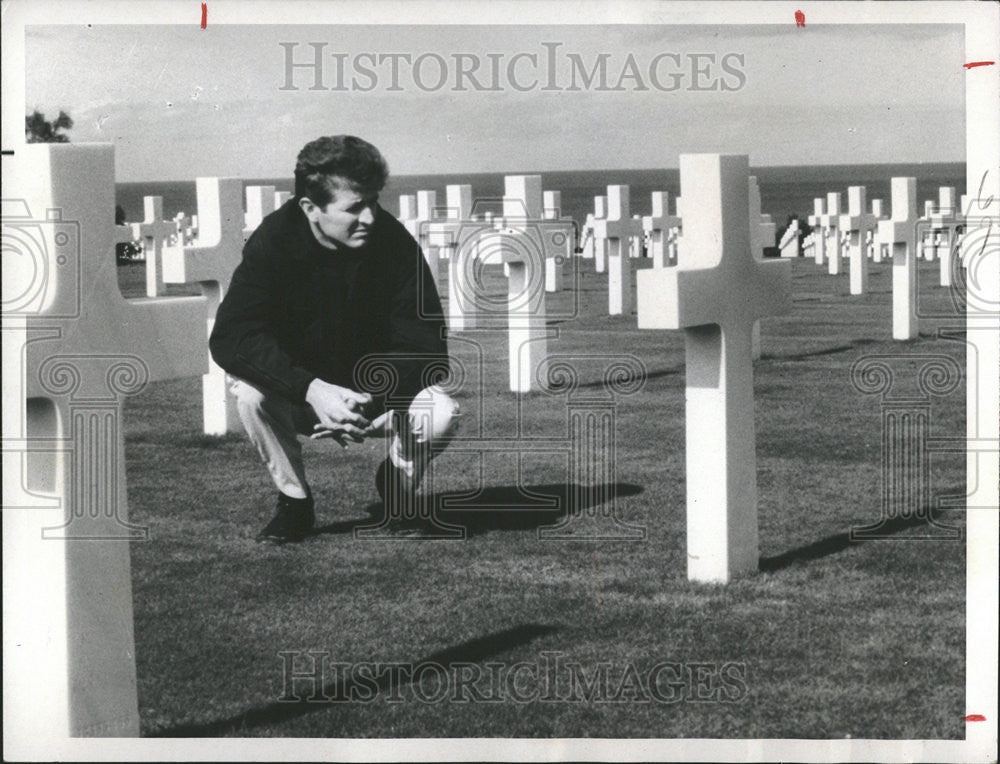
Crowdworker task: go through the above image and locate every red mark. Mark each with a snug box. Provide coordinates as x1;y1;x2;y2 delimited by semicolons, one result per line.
963;61;995;69
795;10;805;27
200;3;207;29
964;714;986;722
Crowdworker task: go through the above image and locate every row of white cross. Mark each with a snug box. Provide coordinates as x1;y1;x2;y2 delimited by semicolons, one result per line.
5;143;960;739
798;183;969;340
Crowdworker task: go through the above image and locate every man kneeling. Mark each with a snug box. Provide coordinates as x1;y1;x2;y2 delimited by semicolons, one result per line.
210;135;459;542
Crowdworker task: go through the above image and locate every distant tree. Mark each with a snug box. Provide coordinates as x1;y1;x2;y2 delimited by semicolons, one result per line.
26;109;73;143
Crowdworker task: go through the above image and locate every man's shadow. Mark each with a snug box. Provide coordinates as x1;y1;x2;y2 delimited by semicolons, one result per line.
313;482;643;538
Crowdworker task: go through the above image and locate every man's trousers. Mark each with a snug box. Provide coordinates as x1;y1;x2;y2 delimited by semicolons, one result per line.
228;375;460;500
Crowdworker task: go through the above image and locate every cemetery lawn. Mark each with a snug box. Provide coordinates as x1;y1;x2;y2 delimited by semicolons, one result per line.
120;258;967;739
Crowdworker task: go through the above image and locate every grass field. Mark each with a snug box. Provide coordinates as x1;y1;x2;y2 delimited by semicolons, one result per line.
118;253;968;739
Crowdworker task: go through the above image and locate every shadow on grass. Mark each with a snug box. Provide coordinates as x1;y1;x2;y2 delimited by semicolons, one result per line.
146;623;557;737
759;508;961;573
760;338;879;362
311;482;644;538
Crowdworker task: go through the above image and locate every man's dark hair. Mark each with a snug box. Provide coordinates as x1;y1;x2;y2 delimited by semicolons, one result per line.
294;135;389;206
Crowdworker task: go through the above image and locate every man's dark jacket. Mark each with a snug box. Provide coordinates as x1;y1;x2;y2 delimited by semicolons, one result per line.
209;199;448;408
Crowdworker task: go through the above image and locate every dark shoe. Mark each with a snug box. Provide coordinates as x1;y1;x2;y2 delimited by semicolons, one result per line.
256;493;315;543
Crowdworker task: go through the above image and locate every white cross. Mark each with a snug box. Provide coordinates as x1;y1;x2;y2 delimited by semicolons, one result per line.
4;143;206;738
426;184;481;308
130;196;174;296
839;186;878;295
779;218;801;258
807;197;826;265
869;199;887;262
244;184;276;239
398;193;418;231
875;177;920;340
637;154;791;583
482;175;549;392
427;184;474;257
820;192;843;275
594;185;643;316
592;195;609;273
748;176;771;360
918;200;938;262
643;191;681;268
928;187;961;286
580;212;596;260
541;190;573;292
162;177;246;434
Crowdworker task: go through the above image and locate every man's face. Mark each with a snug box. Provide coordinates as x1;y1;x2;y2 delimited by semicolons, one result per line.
301;178;379;250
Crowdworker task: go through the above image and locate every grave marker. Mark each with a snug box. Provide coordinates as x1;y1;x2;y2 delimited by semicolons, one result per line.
637;154;791;582
244;184;276;237
3;143;206;737
839;186;877;295
541;190;573;292
162;176;245;434
130;196;174;297
580;213;596;260
875;177;920;340
594;185;643;316
928;186;960;287
748;176;769;360
779;218;801;258
821;192;843;275
593;195;608;273
643;191;681;268
869;199;887;262
807;197;826;265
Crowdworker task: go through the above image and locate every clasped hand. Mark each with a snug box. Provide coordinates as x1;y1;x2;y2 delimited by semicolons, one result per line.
305;379;387;448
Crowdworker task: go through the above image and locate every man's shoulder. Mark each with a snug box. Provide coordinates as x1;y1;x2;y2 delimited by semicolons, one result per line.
372;204;420;257
244;200;309;260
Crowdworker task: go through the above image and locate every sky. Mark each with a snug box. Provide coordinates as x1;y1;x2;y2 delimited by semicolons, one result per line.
25;23;965;181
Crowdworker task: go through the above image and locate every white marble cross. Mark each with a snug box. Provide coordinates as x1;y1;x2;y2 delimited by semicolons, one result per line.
592;195;609;273
839;186;878;295
820;192;843;275
928;186;961;287
244;184;276;238
779;218;801;258
919;200;937;262
643;191;681;268
637;154;791;583
869;199;887;262
427;184;476;299
4;143;206;738
747;176;770;360
875;177;920;340
399;193;418;232
580;212;596;260
130;196;174;297
498;175;549;392
595;185;643;316
541;190;573;292
427;184;473;250
807;197;826;265
162;177;246;434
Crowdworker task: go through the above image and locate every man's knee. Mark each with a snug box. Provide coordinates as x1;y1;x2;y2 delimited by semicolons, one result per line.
406;385;460;444
229;376;267;414
229;376;294;425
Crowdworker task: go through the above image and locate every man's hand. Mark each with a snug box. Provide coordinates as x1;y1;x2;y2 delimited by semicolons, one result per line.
305;379;372;447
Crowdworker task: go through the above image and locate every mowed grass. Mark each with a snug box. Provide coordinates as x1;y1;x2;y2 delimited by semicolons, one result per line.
119;254;967;739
